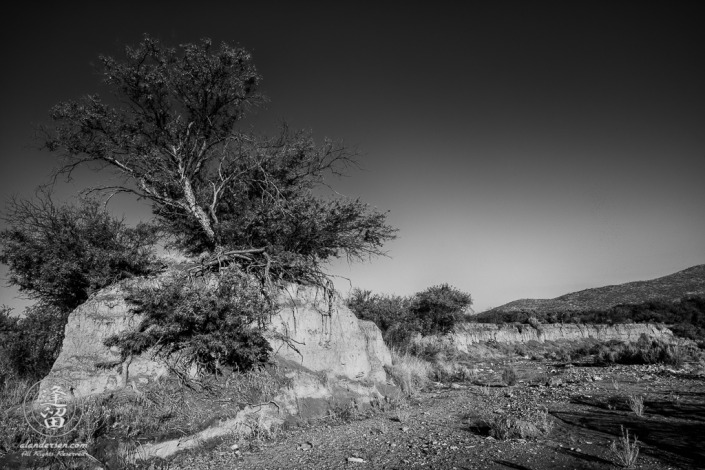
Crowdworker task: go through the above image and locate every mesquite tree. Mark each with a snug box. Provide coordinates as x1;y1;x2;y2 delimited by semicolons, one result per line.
44;35;396;288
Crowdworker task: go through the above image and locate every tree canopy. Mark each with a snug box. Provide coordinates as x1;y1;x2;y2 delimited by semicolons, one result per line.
44;35;396;288
409;284;473;335
346;284;473;347
0;192;157;313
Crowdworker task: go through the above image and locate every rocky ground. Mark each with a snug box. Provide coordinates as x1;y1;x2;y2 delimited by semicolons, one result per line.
166;361;705;470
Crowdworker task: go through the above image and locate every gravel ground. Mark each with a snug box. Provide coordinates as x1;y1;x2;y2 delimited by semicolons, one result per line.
167;361;705;470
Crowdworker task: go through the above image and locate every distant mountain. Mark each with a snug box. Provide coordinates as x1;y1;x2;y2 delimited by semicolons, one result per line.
489;265;705;314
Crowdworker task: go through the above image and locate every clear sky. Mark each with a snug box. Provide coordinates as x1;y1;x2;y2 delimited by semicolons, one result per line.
1;2;703;312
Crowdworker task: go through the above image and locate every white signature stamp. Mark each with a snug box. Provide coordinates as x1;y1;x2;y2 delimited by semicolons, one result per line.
23;378;85;437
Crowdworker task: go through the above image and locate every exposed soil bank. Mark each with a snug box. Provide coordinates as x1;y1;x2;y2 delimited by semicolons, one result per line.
442;323;673;352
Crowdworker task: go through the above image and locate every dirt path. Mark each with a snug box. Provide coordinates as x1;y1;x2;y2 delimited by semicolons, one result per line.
168;362;705;470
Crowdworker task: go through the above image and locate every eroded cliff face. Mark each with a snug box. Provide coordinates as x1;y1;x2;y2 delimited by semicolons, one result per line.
441;322;673;353
40;279;169;398
266;284;391;384
40;276;393;408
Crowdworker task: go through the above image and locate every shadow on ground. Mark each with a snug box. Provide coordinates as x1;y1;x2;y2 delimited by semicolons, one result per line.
493;460;535;469
554;404;705;469
554;446;614;466
645;398;705;422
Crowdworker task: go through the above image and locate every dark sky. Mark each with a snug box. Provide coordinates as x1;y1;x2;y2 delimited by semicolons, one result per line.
1;2;703;312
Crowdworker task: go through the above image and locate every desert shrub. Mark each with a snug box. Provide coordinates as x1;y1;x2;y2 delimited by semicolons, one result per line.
590;335;693;366
558;349;573;362
347;284;473;350
430;361;472;383
0;194;158;314
488;341;518;357
105;270;273;374
391;396;411;423
409;284;472;336
406;336;459;363
664;343;686;368
480;408;551;440
346;288;410;332
383;321;423;349
485;414;513;440
501;366;518;386
593;342;639;365
669;323;705;347
0;303;68;381
346;289;421;348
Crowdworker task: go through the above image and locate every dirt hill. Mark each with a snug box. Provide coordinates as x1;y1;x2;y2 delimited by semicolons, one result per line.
489;265;705;314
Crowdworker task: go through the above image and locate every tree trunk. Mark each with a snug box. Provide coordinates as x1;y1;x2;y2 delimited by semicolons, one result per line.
122;354;133;388
182;177;216;243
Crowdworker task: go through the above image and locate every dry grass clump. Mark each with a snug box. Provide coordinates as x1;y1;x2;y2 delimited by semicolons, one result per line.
430;361;476;383
406;335;460;363
628;394;645;417
610;425;640;468
528;406;555;435
484;414;513;440
481;409;553;441
386;349;432;396
0;366;288;466
501;365;518;386
0;376;34;454
404;335;480;384
394;403;411;423
385;393;412;423
589;335;694;367
327;400;365;424
239;412;280;451
476;404;554;441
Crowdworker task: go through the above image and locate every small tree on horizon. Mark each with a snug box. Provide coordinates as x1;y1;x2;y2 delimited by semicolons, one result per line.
409;284;473;335
346;284;473;348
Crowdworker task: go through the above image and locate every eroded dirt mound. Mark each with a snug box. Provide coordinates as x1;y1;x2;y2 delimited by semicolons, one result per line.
43;277;391;398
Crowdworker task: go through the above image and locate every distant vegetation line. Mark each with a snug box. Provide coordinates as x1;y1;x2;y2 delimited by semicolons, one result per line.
464;264;705;344
348;264;705;347
470;295;705;344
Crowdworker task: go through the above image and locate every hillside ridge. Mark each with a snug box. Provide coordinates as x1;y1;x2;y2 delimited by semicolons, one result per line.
489;264;705;314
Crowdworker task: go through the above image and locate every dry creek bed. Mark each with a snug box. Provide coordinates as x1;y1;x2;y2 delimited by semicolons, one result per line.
168;361;705;470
